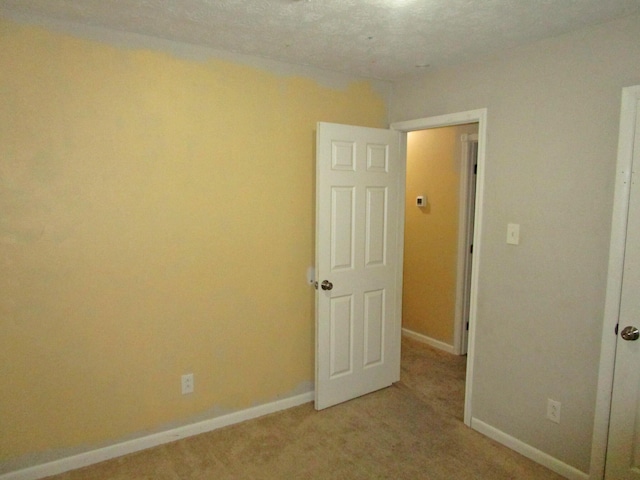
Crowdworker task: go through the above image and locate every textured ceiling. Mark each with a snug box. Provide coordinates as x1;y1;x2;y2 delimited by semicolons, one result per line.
2;0;640;80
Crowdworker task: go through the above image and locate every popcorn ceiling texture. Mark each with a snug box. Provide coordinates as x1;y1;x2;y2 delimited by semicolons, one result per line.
1;1;639;79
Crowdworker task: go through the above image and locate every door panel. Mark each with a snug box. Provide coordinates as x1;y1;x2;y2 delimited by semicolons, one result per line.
329;294;353;378
331;187;355;270
364;289;385;366
315;122;400;410
365;187;387;266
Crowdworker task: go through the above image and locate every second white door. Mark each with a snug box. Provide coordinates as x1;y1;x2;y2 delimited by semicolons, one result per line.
605;86;640;480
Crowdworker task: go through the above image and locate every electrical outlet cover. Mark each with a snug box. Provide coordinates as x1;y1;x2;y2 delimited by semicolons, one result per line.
181;373;194;395
547;398;561;423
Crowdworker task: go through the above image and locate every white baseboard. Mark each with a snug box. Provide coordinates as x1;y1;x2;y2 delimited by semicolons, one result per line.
402;328;456;354
471;418;589;480
0;391;314;480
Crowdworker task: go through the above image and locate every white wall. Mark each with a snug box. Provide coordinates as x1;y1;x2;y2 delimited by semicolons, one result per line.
389;15;640;473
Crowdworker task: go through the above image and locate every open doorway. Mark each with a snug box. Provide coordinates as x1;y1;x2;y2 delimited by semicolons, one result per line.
401;124;478;358
392;109;486;426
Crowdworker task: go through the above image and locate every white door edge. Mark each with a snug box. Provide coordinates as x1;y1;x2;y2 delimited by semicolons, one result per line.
590;85;640;480
454;133;479;356
391;108;488;427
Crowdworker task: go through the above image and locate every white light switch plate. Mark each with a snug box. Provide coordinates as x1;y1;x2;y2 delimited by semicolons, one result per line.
507;223;520;245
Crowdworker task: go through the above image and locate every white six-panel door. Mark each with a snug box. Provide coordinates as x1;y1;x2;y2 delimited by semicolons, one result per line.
315;122;401;410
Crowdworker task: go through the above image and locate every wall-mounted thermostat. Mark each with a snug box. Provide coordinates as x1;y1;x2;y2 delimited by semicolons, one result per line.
416;196;426;207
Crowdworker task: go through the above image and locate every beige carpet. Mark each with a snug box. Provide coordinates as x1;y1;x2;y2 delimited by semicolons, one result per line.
45;337;563;479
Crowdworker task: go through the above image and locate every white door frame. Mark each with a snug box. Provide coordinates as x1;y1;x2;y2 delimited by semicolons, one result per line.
392;108;488;426
590;85;640;479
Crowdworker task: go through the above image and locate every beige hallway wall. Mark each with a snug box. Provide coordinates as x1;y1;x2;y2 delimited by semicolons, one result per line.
403;124;477;346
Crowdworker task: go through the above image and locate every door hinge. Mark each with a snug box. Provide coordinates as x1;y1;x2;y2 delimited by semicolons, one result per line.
466;322;469;331
474;163;478;175
470;244;473;254
615;323;619;335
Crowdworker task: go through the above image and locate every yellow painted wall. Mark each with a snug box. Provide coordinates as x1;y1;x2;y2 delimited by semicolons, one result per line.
402;124;477;345
0;18;386;469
